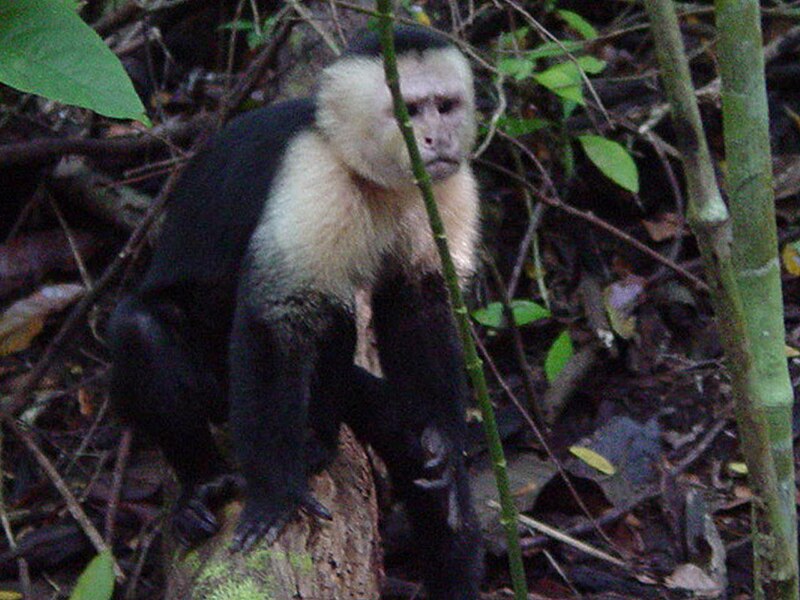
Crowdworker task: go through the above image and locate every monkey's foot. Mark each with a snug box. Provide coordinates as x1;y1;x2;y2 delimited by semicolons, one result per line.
413;426;462;531
230;492;332;552
173;473;245;547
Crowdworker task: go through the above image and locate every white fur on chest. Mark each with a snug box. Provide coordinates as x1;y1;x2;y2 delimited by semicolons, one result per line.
250;131;479;301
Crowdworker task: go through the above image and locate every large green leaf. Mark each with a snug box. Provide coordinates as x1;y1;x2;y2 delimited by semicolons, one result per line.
497;56;535;81
556;9;598;40
68;551;115;600
544;330;573;383
509;300;550;326
534;62;584;104
533;57;606;105
0;0;147;123
497;116;552;137
526;40;584;60
472;300;550;329
472;302;504;328
577;135;640;193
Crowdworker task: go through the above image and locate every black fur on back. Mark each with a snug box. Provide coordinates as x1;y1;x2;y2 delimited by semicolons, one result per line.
142;98;316;297
344;25;452;58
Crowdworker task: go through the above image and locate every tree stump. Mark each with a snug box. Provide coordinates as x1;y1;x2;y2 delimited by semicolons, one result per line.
164;427;382;600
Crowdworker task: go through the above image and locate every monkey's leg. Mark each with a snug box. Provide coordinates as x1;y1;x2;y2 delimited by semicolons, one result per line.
228;298;346;552
108;295;235;545
359;272;483;600
307;307;359;473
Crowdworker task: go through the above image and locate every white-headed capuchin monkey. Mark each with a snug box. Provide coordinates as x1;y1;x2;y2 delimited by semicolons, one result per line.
109;26;483;599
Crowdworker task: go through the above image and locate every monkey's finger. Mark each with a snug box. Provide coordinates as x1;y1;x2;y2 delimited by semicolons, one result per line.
414;477;449;490
300;493;332;521
187;499;219;529
423;453;447;470
173;500;220;547
420;427;448;470
414;465;454;490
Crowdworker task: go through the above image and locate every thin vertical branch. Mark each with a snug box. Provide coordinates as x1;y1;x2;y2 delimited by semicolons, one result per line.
715;0;798;596
374;5;528;599
644;0;797;597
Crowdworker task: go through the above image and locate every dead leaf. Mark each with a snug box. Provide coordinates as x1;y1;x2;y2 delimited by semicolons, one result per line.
0;284;85;355
642;212;683;242
782;242;800;276
727;462;748;476
665;564;723;597
470;453;557;553
566;416;661;509
569;446;616;475
603;275;646;340
78;388;93;416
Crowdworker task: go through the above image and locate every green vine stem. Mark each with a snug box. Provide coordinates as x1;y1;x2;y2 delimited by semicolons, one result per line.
374;4;528;599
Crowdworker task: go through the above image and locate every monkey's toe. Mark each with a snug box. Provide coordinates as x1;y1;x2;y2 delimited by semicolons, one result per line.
173;472;244;547
230;491;331;552
173;498;220;547
300;492;332;520
230;507;290;552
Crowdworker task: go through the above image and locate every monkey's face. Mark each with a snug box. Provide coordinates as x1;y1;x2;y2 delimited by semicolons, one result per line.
400;62;474;182
317;47;476;191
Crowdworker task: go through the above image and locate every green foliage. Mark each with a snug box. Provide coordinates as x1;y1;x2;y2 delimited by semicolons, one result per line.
497;56;535;81
556;9;598;40
577;135;640;193
496;116;553;137
526;40;585;60
471;303;505;328
0;0;147;123
532;56;604;105
544;329;573;383
496;48;601;88
68;551;115;600
497;26;531;50
472;300;572;382
493;10;640;193
533;62;584;104
472;300;550;328
219;15;278;50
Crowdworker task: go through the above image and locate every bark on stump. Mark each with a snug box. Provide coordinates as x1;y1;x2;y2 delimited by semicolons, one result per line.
164;427;382;600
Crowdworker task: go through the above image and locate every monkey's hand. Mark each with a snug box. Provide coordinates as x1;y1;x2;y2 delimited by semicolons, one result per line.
173;472;245;547
413;426;462;531
230;491;332;552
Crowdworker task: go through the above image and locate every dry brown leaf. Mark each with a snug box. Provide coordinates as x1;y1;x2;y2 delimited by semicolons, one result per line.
642;212;683;242
0;284;85;356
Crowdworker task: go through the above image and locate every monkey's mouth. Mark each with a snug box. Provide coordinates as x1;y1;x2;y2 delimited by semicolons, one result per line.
424;158;460;180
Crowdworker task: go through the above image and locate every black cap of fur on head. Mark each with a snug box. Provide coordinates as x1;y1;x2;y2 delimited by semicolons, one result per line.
344;25;453;58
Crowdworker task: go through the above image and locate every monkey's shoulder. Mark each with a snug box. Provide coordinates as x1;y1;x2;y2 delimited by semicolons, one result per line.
141;99;316;293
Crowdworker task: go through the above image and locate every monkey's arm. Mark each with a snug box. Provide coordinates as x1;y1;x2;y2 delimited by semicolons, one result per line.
227;300;330;552
373;271;470;442
364;270;483;600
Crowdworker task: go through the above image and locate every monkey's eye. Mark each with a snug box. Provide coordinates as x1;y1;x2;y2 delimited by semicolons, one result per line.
406;102;420;117
437;98;458;114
